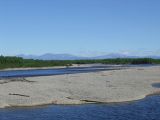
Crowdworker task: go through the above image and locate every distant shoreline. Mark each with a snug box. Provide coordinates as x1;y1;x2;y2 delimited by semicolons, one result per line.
0;63;158;72
0;64;157;78
0;64;128;78
0;64;126;72
1;56;160;70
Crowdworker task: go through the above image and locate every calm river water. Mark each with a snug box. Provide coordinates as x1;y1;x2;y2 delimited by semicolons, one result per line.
0;95;160;120
0;64;154;78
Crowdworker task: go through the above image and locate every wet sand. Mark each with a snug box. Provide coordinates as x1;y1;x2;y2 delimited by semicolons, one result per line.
0;65;160;108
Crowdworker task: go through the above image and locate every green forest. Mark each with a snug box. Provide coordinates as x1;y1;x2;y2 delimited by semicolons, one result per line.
0;56;160;69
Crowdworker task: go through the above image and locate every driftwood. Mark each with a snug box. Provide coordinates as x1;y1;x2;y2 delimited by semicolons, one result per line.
9;93;30;97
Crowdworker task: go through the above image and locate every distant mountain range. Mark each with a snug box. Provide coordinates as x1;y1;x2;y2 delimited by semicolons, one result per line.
17;53;160;60
17;53;85;60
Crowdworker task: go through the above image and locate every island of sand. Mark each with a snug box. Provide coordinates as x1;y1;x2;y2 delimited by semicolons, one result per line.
0;65;160;108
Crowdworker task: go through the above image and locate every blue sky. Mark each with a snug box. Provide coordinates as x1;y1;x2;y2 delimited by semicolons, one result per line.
0;0;160;56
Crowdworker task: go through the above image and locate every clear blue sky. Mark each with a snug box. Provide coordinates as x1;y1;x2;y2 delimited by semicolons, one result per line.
0;0;160;56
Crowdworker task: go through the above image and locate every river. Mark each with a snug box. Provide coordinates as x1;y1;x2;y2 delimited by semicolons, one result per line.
0;95;160;120
0;64;154;78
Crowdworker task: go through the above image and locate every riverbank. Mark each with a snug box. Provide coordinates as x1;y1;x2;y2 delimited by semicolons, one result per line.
0;64;108;71
0;65;160;108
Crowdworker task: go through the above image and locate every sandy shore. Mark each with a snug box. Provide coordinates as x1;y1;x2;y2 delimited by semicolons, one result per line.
0;65;160;108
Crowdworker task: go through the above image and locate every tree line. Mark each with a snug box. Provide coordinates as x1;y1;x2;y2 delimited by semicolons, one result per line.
0;56;160;69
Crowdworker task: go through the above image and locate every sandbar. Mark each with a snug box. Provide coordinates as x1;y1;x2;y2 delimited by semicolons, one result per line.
0;65;160;108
